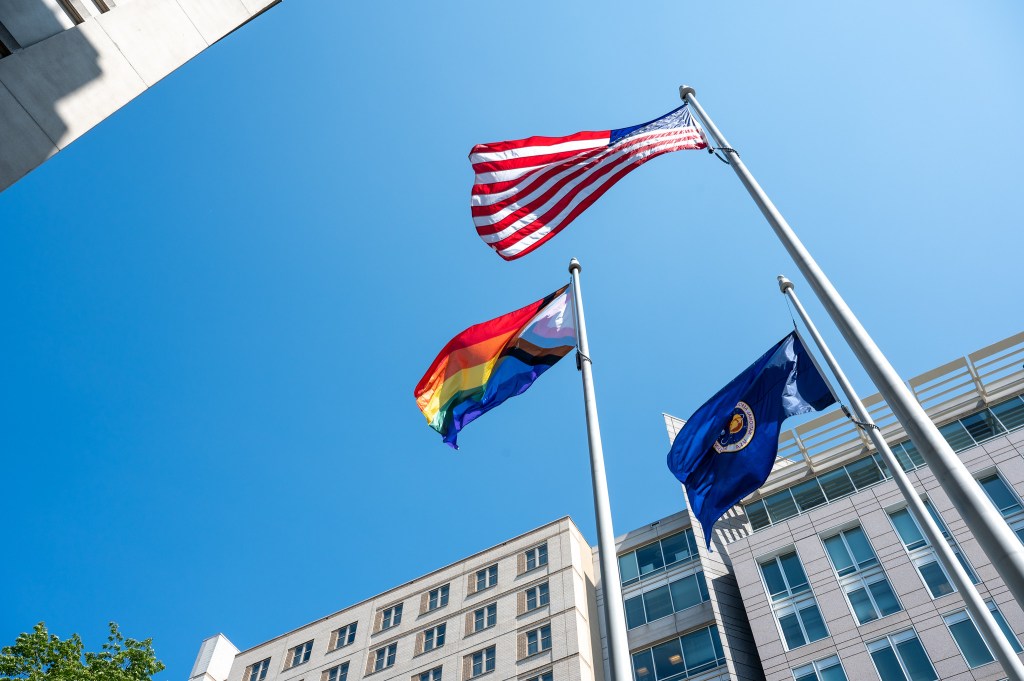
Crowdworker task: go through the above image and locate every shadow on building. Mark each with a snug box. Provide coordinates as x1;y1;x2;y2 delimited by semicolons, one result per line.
0;1;102;192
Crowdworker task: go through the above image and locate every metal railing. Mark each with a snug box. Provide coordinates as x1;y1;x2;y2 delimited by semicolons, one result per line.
664;331;1024;495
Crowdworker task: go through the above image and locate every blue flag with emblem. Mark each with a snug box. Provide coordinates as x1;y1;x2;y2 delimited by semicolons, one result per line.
667;332;836;548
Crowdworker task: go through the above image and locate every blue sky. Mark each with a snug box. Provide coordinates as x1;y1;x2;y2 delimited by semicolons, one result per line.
1;1;1022;678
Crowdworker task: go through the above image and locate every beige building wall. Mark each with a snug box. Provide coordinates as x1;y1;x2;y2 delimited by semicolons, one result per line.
209;519;602;681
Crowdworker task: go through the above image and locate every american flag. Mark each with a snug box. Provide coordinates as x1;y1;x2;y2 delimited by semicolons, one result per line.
470;105;707;260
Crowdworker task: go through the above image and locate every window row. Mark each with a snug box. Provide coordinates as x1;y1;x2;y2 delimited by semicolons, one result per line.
759;513;1010;653
631;625;725;681
624;571;709;629
618;529;699;586
746;394;1024;532
786;614;1024;681
314;660;553;681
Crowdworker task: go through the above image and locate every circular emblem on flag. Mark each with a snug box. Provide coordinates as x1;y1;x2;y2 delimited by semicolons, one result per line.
713;401;756;453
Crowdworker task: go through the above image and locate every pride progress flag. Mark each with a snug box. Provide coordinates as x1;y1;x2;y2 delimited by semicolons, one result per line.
470;105;707;260
415;286;576;448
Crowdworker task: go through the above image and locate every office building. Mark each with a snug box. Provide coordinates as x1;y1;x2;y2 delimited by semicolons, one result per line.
0;0;279;193
191;331;1024;681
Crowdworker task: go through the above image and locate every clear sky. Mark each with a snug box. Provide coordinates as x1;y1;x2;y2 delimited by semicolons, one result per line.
2;1;1022;679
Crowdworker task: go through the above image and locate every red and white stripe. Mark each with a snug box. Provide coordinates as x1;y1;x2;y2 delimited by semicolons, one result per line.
470;113;706;260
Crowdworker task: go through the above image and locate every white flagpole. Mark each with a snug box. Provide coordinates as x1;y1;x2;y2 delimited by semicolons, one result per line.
567;258;633;681
780;275;1024;681
679;85;1024;608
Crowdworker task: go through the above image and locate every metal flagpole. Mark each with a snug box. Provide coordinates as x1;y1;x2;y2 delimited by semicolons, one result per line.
779;275;1024;681
679;85;1024;608
567;258;633;681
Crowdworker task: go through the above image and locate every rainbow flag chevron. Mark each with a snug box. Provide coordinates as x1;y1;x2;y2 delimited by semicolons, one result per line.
415;285;576;448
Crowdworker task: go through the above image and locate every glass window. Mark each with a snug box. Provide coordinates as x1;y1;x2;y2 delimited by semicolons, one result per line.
818;468;855;501
381;604;403;630
288;641;312;668
669;572;708;612
979;473;1023;515
939;421;976;452
525;544;548;571
792;655;848;681
847;456;885;490
630;626;725;681
476;565;498;591
636;542;665;577
247;660;270;681
791;479;827;512
618;530;698;585
526;625;551;656
660;529;697;566
424;624;446;652
625;571;709;629
526;582;549;611
473;603;496;631
428;585;449;611
867;630;937;681
946;610;994;668
418;667;441;681
333;622;357;649
889;507;956;597
746;500;771;530
470;647;494;677
760;550;827;649
326;663;348;681
526;673;552;681
765;490;799;523
374;644;397;672
990;396;1024;431
823;526;900;624
960;409;1006;443
893;441;925;471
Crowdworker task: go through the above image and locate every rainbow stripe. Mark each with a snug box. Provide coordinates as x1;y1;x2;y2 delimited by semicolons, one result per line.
415;285;576;448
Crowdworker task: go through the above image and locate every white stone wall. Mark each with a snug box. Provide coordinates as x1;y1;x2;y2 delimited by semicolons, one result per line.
0;0;279;193
726;428;1024;681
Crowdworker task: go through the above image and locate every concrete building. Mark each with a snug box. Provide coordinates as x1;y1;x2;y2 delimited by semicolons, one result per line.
0;0;279;193
192;331;1024;681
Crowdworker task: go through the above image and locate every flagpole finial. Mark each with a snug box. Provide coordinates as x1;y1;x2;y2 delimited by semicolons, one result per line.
679;85;696;100
569;257;582;274
777;275;794;293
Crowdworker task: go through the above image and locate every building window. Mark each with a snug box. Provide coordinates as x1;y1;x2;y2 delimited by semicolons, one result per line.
473;603;497;632
978;471;1024;542
624;571;709;629
428;585;449;611
867;629;937;681
470;646;495;677
246;659;270;681
475;565;498;592
631;625;726;681
526;583;550;612
381;604;403;630
525;671;552;681
888;504;977;598
792;655;847;681
758;551;828;649
822;526;901;624
423;624;446;652
373;644;398;672
525;544;548;572
287;641;313;668
745;451;898;531
332;622;357;649
324;663;349;681
418;667;442;681
944;601;1023;668
618;529;699;585
525;624;551;656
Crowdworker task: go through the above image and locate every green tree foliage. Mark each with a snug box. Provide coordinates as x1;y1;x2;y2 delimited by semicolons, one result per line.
0;623;164;681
